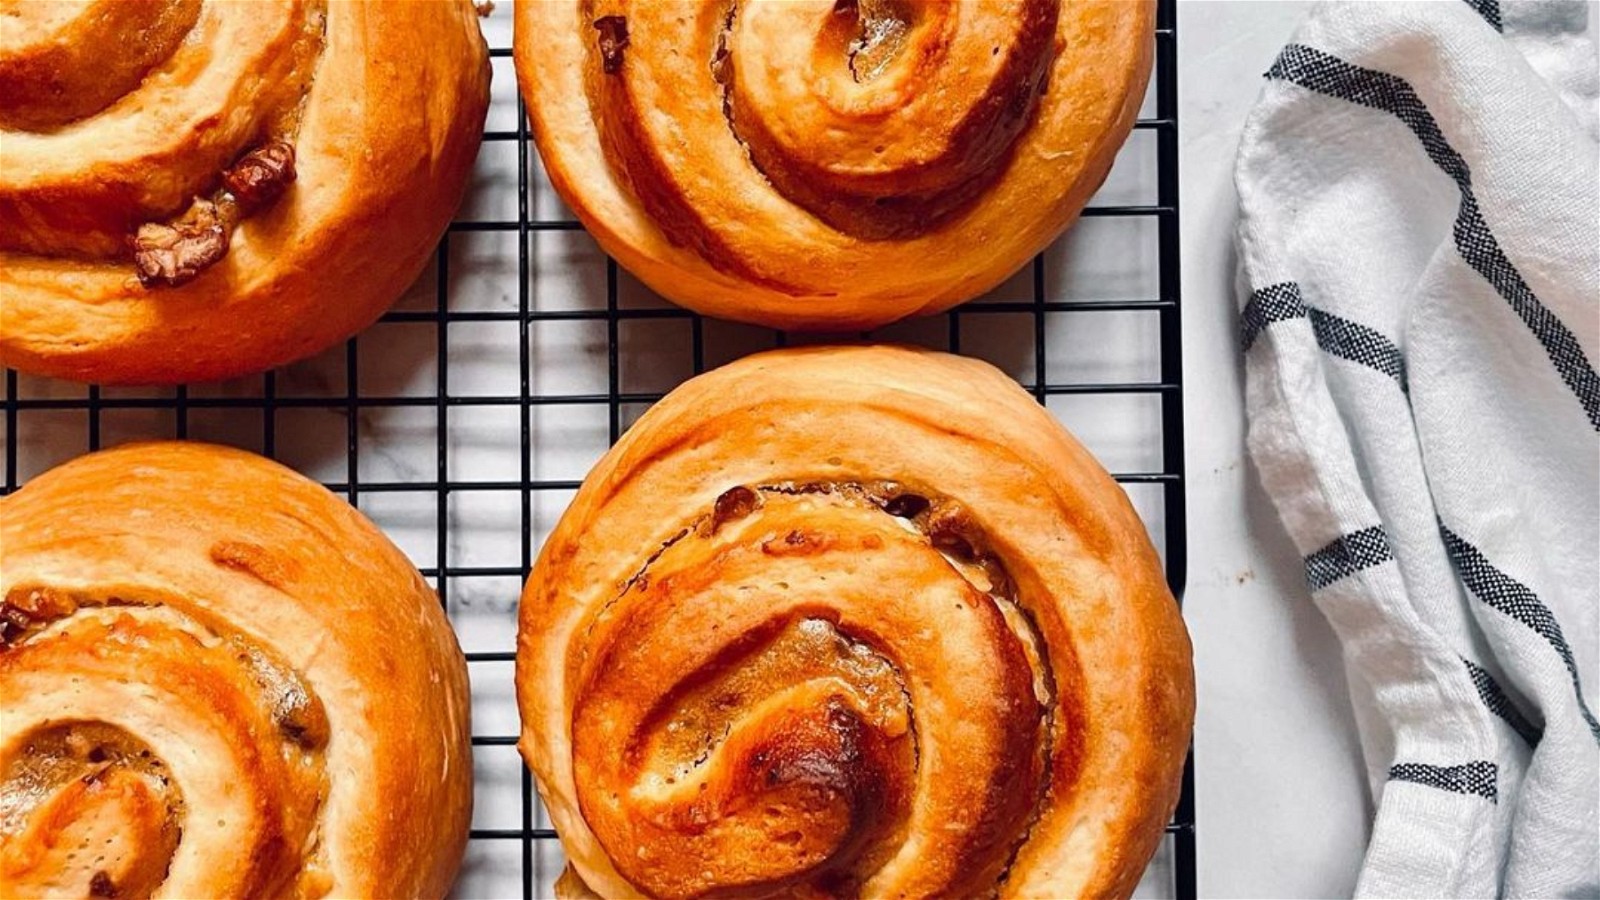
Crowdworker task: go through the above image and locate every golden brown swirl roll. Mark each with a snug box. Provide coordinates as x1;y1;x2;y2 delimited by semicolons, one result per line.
513;0;1153;331
517;345;1193;899
0;1;490;384
0;442;471;898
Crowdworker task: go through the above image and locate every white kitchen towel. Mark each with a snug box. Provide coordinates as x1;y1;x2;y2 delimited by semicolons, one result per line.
1235;1;1599;897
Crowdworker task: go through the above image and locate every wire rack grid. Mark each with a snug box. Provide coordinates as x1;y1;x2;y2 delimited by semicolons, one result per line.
0;1;1191;897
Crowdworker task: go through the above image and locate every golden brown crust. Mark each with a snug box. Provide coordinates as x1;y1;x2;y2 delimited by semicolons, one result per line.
0;442;472;898
0;1;490;384
513;1;1154;330
517;345;1193;899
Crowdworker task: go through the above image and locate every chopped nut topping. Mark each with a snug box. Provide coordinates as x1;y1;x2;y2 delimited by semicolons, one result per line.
594;15;629;74
131;198;233;288
711;485;760;532
5;585;77;619
845;0;912;85
272;680;331;750
237;642;331;750
89;871;116;898
760;528;832;556
1;586;78;647
882;493;929;519
0;605;33;646
130;139;297;287
926;503;978;560
221;140;297;216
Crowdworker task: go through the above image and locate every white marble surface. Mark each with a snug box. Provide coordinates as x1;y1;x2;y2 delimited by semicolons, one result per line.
1178;4;1372;897
0;3;1379;898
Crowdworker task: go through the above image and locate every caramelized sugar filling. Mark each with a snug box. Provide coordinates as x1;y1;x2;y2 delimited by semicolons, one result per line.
0;723;183;900
635;617;911;788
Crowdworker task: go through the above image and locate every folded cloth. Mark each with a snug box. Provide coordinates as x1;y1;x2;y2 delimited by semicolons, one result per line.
1235;1;1599;896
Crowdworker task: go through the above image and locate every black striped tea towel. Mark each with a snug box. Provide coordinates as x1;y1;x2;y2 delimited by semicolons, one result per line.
1235;1;1598;896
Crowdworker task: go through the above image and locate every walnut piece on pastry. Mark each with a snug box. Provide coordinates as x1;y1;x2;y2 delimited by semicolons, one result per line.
130;197;234;288
517;345;1194;899
513;1;1154;330
0;442;472;898
0;0;490;384
129;142;298;288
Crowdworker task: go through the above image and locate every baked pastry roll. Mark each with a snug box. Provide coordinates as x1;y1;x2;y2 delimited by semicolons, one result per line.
0;1;490;384
514;0;1154;331
517;345;1193;899
0;442;471;898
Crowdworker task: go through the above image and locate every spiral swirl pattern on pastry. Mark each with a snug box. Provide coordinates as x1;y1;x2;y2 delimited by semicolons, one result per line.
0;0;489;384
0;443;472;899
517;346;1193;899
514;0;1153;330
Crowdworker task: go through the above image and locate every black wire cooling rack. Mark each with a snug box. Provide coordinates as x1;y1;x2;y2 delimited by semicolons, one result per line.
0;1;1191;896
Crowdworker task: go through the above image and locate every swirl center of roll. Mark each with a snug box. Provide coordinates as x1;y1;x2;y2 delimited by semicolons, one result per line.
581;0;1060;281
568;483;1058;898
0;586;333;899
728;0;1059;216
0;722;183;899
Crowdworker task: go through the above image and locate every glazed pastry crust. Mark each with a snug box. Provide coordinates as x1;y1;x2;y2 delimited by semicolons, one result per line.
0;1;490;385
517;345;1193;899
514;1;1154;331
0;442;471;898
